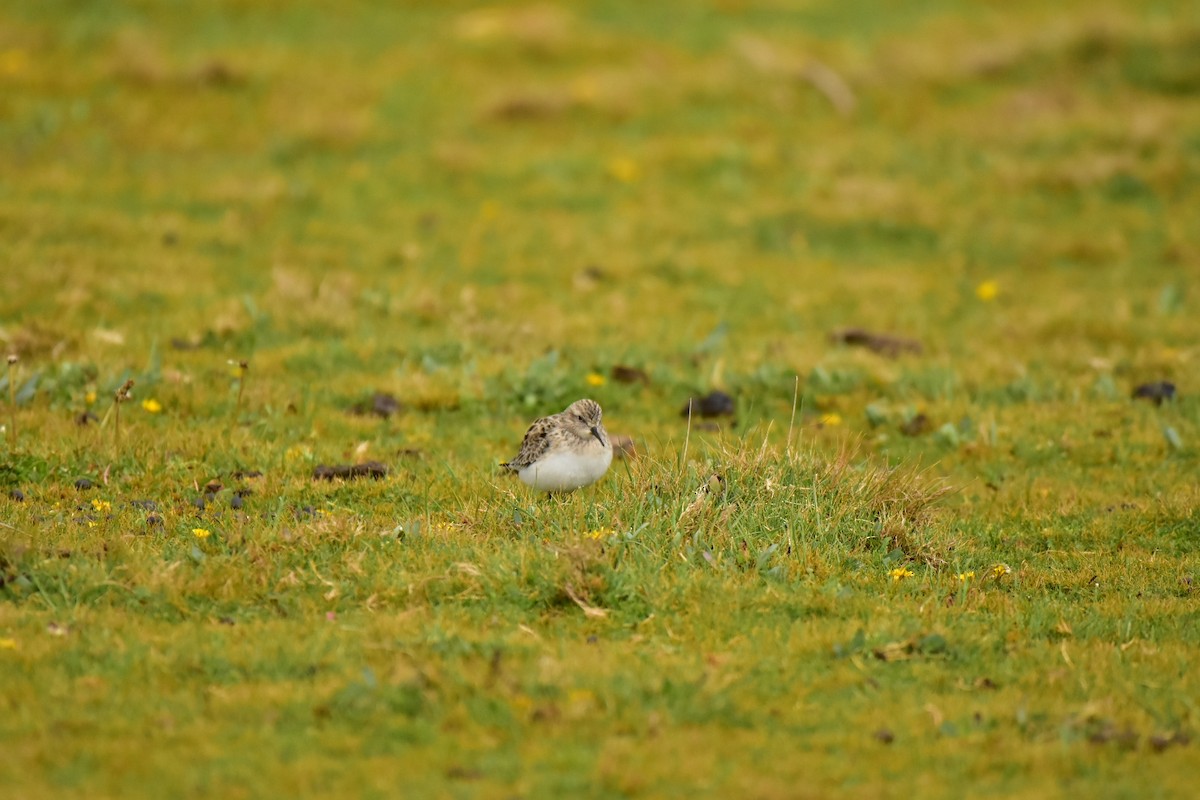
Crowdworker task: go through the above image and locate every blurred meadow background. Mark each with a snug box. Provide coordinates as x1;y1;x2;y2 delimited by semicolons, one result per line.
1;0;1198;797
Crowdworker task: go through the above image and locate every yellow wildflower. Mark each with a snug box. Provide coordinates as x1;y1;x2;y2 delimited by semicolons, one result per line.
584;527;613;540
570;76;599;103
284;445;311;463
85;390;97;405
975;280;999;301
991;563;1012;578
91;499;111;513
889;566;914;582
141;398;162;413
192;528;211;540
606;157;640;184
820;412;843;427
511;694;534;714
0;638;16;650
585;372;606;387
957;571;975;582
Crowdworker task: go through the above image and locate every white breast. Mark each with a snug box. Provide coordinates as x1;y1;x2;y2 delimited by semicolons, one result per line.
518;447;613;492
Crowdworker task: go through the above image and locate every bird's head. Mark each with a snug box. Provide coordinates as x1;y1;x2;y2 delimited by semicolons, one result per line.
564;398;606;444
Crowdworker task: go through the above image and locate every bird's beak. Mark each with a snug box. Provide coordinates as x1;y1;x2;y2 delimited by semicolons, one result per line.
590;426;605;444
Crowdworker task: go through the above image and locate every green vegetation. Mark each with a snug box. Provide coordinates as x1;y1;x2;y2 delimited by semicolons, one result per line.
2;0;1198;796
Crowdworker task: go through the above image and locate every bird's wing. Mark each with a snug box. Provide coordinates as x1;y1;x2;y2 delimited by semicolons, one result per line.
502;416;555;469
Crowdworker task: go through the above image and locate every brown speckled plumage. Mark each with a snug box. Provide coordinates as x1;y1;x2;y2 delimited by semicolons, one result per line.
502;399;613;492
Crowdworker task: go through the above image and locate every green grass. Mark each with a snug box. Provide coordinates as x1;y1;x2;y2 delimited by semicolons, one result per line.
2;0;1199;797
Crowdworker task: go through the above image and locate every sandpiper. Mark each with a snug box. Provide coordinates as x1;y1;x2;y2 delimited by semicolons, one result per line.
502;398;613;492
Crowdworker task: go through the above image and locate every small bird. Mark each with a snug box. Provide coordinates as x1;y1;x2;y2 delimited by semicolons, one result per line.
502;398;613;492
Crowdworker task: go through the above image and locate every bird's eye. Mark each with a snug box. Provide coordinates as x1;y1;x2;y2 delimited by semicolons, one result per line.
577;415;585;422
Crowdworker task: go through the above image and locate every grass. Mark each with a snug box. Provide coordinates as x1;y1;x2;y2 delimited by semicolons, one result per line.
2;0;1199;796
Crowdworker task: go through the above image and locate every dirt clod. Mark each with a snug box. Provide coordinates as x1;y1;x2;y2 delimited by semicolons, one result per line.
1132;381;1175;405
230;469;263;479
350;392;404;419
610;434;637;459
611;365;649;384
681;390;735;419
901;414;932;436
313;462;389;481
831;327;923;357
